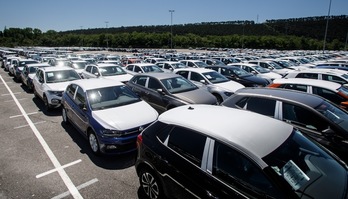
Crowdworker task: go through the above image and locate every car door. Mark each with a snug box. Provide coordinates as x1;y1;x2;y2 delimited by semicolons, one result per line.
71;86;89;133
90;66;99;78
145;77;168;112
82;65;93;79
33;70;45;98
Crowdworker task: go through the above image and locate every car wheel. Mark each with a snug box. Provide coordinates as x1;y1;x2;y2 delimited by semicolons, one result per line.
62;107;70;124
88;130;101;155
43;95;52;112
139;168;163;199
213;94;223;104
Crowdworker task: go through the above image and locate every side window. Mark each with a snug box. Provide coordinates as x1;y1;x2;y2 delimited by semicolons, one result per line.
220;68;230;76
147;77;162;90
85;65;92;73
322;74;346;84
282;84;307;92
282;102;329;131
187;62;195;67
176;71;189;79
126;65;134;71
75;87;86;105
312;87;345;105
296;73;318;79
66;84;77;99
213;142;278;197
91;66;99;75
243;97;276;117
164;63;171;70
133;76;147;87
167;126;206;166
134;66;142;73
190;72;205;82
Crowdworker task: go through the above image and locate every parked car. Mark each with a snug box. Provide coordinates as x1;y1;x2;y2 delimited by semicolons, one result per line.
221;87;348;162
32;66;81;111
69;60;87;76
200;58;226;66
229;63;282;81
155;61;187;72
180;60;209;68
14;59;39;82
126;73;217;113
124;63;164;75
136;104;348;199
20;63;50;91
61;78;158;155
268;78;348;109
248;60;293;76
174;68;245;103
283;68;348;85
206;65;271;87
81;63;133;83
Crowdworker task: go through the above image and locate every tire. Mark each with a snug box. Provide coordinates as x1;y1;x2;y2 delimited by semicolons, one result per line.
88;130;101;155
43;95;52;112
62;107;70;124
139;168;163;199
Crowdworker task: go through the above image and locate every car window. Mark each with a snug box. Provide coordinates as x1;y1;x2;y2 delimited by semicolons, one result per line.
281;84;307;92
282;102;329;131
167;126;206;166
190;72;205;82
296;73;318;79
134;66;142;73
126;65;134;71
85;65;92;73
322;74;346;84
147;77;162;90
312;87;345;105
236;97;276;117
176;70;189;79
91;66;99;75
66;84;77;99
213;141;279;198
75;87;86;105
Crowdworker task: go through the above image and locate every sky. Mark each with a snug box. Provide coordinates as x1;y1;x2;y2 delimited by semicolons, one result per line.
1;0;347;32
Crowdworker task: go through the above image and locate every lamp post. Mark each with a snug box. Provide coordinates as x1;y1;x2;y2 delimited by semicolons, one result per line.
169;10;175;49
323;0;332;53
105;21;109;49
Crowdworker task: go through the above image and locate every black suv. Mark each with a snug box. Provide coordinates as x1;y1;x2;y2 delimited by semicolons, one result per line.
135;105;348;199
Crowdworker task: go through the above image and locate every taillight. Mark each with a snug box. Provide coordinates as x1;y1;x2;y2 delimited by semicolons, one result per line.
267;83;281;88
136;134;143;148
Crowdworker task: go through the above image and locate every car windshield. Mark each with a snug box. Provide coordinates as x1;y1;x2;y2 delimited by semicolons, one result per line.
268;62;284;69
263;130;347;198
195;61;209;68
338;86;348;96
315;101;348;133
142;65;164;73
231;67;251;77
19;60;38;67
202;71;230;84
87;85;141;110
253;65;271;73
29;66;49;73
161;76;198;94
45;70;81;83
72;62;86;69
171;63;187;69
100;66;127;76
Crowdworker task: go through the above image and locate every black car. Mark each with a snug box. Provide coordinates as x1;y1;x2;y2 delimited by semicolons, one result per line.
126;73;216;113
136;105;348;199
206;65;271;87
221;87;348;163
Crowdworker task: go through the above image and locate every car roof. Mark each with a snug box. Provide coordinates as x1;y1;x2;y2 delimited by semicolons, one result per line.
231;87;324;108
26;63;50;67
158;104;293;159
70;78;124;91
40;66;74;72
133;72;182;80
94;63;120;67
273;78;341;90
175;67;214;73
128;63;157;67
288;68;348;75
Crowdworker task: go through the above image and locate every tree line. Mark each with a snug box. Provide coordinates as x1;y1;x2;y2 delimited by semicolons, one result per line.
0;15;347;50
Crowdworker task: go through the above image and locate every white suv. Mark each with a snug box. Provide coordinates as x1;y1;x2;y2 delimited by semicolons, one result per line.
284;68;348;85
32;66;81;111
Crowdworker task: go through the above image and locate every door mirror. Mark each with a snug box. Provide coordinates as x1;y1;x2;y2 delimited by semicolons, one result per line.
156;88;165;95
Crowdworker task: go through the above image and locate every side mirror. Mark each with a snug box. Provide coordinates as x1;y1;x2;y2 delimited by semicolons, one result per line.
156;88;165;95
39;77;44;83
78;103;87;111
200;80;207;85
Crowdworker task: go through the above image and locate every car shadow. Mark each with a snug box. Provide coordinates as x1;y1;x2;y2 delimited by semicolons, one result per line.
61;121;137;170
20;83;33;94
31;97;62;116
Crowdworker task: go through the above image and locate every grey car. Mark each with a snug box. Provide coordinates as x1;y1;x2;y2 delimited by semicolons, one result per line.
126;73;217;113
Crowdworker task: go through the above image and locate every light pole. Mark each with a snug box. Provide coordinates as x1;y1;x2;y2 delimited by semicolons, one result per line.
323;0;332;53
105;21;109;49
169;10;175;49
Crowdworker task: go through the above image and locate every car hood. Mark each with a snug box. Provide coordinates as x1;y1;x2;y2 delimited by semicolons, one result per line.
213;81;245;92
103;74;133;83
173;88;217;104
46;81;74;91
242;75;269;84
92;101;158;130
257;72;282;80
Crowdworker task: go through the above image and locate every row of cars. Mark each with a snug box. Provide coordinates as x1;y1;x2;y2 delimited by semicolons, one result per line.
1;49;348;199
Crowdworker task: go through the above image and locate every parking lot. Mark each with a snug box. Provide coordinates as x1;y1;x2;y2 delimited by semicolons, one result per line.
0;65;144;198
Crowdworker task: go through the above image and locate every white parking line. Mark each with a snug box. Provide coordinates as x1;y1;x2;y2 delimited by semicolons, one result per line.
1;92;21;96
13;121;46;129
0;75;83;199
51;178;99;199
10;112;38;118
36;159;82;178
5;98;27;102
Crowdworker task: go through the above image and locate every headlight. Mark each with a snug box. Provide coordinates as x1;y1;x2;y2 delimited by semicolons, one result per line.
223;91;233;97
47;90;63;96
100;129;123;137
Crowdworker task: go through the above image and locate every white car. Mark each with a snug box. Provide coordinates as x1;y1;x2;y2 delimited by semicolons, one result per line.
228;63;282;81
174;68;245;103
283;68;348;85
61;78;158;155
180;60;209;68
81;63;133;83
124;63;165;75
248;60;293;76
32;66;81;111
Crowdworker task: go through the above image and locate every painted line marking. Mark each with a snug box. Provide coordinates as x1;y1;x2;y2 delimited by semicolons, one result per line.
1;92;21;96
13;121;46;129
10;112;38;118
0;75;83;199
36;159;82;179
5;98;27;102
51;178;99;199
